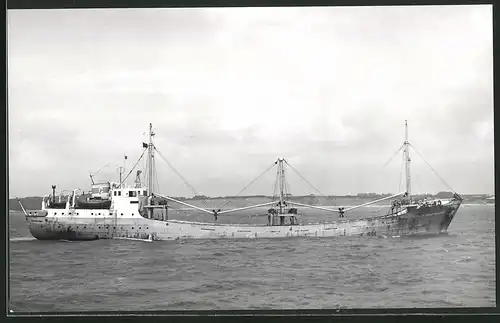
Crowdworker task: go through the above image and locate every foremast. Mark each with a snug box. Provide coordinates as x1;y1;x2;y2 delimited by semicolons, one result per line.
404;120;411;197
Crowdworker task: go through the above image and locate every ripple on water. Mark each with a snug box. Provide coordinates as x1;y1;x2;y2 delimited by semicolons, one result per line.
8;206;496;310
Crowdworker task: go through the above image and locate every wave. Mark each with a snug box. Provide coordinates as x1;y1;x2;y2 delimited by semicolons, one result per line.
9;237;36;242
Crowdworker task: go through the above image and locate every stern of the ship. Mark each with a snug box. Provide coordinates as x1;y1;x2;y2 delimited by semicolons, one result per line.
25;210;100;241
24;210;52;240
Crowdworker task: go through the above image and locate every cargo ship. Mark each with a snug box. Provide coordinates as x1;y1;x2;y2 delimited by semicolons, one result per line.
20;121;463;241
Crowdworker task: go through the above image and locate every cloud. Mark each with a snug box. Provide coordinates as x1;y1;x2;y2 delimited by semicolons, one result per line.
8;6;494;197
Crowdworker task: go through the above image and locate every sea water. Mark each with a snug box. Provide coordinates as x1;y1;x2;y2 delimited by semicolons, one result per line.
8;204;495;311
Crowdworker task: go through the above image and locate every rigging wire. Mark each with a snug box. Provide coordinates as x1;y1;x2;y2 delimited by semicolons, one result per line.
409;143;457;194
91;164;110;176
219;160;278;210
154;146;214;210
119;148;148;187
381;143;405;169
398;148;405;192
369;142;405;195
284;160;338;207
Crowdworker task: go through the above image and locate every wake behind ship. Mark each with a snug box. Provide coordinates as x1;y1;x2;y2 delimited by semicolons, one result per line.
20;121;463;241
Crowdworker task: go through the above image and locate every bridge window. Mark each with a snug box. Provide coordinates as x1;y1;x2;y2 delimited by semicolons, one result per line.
129;191;137;197
118;191;122;196
113;191;117;196
143;190;147;196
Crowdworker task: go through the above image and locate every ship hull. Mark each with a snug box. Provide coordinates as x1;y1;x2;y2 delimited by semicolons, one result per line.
24;200;461;241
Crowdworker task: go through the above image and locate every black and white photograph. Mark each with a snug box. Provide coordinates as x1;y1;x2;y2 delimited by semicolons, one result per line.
8;5;495;312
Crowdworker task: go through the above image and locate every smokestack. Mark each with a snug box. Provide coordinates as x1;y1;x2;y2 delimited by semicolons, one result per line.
52;185;56;203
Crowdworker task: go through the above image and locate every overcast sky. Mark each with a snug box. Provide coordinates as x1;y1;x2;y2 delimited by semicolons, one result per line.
8;5;494;198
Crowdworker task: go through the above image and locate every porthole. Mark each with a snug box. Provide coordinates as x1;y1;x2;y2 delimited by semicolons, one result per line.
109;213;112;216
54;212;57;215
91;213;93;215
76;213;79;215
98;213;101;215
121;213;123;216
139;227;141;229
132;213;134;216
113;227;116;229
132;227;134;230
147;227;149;229
62;213;65;215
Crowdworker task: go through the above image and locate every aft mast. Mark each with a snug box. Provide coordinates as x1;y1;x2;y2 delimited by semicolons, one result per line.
404;120;411;196
278;158;285;214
